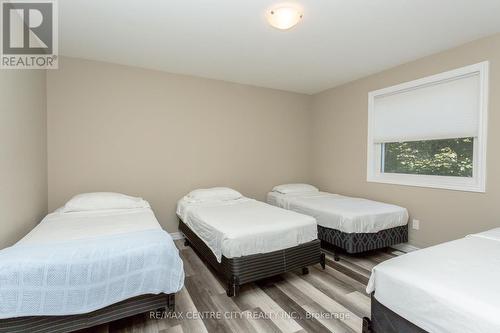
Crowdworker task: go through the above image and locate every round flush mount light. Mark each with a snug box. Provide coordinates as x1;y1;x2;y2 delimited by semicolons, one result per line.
266;5;303;30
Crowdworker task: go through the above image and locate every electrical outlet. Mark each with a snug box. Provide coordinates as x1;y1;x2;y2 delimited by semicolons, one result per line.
412;219;420;230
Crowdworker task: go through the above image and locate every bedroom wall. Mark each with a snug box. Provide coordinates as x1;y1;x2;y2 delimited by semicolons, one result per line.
311;33;500;248
47;57;312;233
0;70;47;249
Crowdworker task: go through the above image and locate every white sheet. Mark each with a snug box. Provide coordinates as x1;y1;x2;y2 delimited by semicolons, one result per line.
18;208;162;245
267;191;408;233
0;208;184;319
177;197;318;262
366;228;500;333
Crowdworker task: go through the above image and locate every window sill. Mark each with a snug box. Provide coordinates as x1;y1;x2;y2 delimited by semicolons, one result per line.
367;173;485;193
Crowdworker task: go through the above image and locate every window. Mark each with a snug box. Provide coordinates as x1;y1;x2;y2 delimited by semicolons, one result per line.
367;62;489;192
383;138;473;177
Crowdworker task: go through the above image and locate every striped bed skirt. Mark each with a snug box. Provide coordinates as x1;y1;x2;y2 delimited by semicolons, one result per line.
318;224;409;254
0;293;174;333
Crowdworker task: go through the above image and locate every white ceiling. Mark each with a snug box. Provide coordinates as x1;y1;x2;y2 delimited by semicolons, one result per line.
60;0;500;94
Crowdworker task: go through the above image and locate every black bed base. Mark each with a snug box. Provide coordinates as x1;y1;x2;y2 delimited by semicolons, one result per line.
318;224;408;257
0;293;175;333
362;295;428;333
179;219;325;297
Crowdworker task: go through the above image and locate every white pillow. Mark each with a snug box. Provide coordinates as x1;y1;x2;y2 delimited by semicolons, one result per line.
272;184;319;194
186;187;242;202
60;192;150;212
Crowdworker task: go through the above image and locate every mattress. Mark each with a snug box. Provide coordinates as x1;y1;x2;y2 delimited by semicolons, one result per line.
267;191;408;233
18;208;162;245
0;208;184;319
176;197;318;262
366;228;500;333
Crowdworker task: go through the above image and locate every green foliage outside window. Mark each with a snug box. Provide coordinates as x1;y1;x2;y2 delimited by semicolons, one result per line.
383;138;474;177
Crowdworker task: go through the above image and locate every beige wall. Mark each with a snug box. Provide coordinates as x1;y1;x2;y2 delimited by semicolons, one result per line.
46;34;500;246
0;70;47;249
311;33;500;247
47;57;312;233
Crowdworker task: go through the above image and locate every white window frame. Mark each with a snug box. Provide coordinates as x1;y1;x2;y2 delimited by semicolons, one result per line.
367;62;489;192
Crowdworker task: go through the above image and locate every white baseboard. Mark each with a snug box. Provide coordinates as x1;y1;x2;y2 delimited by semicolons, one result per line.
170;232;184;240
392;243;420;253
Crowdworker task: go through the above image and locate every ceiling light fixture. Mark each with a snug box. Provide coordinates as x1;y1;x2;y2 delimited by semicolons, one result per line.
266;5;303;30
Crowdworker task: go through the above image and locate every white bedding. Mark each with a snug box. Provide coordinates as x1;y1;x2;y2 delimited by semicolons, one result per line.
0;208;184;319
267;191;408;233
18;208;162;245
366;228;500;333
177;197;318;262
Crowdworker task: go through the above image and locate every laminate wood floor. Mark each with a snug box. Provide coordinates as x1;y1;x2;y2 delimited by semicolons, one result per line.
78;241;401;333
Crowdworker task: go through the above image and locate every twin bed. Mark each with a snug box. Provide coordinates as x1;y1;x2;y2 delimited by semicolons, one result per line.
267;184;409;257
176;188;325;296
364;228;500;333
0;193;184;333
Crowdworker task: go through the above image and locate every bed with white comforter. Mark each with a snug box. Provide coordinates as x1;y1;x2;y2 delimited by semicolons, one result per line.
267;191;408;233
177;197;318;262
0;203;184;319
367;228;500;333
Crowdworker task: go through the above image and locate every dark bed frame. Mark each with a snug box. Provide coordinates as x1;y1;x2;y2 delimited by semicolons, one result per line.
0;293;175;333
362;294;428;333
318;224;408;260
179;219;325;297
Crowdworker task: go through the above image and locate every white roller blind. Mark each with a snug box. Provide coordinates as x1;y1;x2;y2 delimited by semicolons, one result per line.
372;73;480;143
